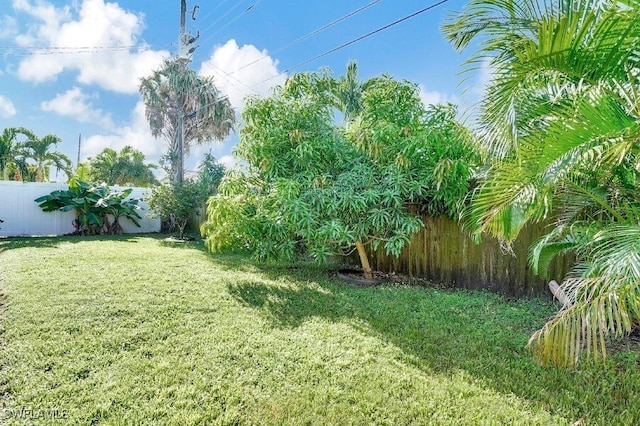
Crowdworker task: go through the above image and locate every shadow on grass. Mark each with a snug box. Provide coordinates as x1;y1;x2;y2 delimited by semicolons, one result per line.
157;235;211;251
222;260;640;425
0;233;158;253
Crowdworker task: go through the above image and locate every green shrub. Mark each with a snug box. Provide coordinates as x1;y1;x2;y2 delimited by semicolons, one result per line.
35;179;141;235
202;67;478;278
149;180;208;239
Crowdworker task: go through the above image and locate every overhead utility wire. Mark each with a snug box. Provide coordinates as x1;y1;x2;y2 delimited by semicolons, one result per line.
189;0;380;93
176;1;264;100
189;0;449;116
202;0;264;44
252;0;449;87
207;62;259;95
226;0;382;78
0;45;136;50
196;0;232;24
0;46;138;56
199;0;251;36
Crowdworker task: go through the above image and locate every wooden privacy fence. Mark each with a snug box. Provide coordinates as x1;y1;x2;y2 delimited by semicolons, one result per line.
368;215;572;298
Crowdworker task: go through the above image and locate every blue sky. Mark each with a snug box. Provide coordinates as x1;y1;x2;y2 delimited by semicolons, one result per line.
0;0;483;178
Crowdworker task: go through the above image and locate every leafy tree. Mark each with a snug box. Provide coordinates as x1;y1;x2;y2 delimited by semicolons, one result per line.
198;151;225;196
87;146;158;187
3;159;30;181
16;129;72;182
35;179;141;235
149;179;208;240
0;128;25;180
202;67;477;279
6;163;44;182
139;58;235;184
328;60;368;123
73;162;92;182
281;61;369;126
95;188;144;235
444;0;640;366
0;127;47;181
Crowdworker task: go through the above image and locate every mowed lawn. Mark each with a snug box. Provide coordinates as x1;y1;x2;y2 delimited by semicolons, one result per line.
0;236;639;425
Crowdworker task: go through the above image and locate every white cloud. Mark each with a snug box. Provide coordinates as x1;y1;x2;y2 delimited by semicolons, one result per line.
217;155;237;170
0;16;19;39
418;85;459;107
41;87;114;129
199;39;286;112
82;100;163;161
472;58;495;98
0;95;17;117
82;100;238;174
13;0;72;46
13;0;169;93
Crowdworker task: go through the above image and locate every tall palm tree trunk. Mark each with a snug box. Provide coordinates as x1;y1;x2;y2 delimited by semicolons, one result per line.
175;94;185;184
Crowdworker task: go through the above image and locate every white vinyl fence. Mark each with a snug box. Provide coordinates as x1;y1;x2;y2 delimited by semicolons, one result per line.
0;181;160;237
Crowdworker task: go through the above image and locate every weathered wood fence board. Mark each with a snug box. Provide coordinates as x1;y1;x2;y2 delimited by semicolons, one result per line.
368;215;571;297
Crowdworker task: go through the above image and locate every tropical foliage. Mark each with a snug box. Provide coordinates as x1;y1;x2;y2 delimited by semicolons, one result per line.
0;127;26;180
202;64;477;279
197;151;225;196
15;128;72;182
86;146;158;187
444;0;640;366
1;127;71;182
4;162;41;182
148;153;225;240
149;179;209;240
35;179;142;235
139;58;235;184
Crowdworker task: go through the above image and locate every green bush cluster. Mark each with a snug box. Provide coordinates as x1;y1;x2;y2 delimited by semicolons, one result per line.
35;179;142;235
202;66;478;277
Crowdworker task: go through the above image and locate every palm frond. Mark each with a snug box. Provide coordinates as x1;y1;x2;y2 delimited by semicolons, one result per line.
529;274;640;367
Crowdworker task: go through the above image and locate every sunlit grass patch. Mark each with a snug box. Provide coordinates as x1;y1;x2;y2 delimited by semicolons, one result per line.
0;235;638;425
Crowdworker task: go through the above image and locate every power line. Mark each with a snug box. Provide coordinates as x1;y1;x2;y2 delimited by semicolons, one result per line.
172;0;383;99
0;45;137;50
197;0;232;24
201;0;264;45
226;0;382;78
178;0;450;117
250;0;450;88
199;0;252;36
0;47;140;56
0;45;138;56
206;62;259;95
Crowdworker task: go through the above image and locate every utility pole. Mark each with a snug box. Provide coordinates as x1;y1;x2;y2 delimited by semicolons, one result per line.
175;0;187;184
175;0;199;184
76;133;82;170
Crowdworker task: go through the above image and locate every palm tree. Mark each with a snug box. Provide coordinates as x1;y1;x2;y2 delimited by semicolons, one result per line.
330;61;368;124
139;58;235;183
0;128;18;180
443;0;640;366
88;146;158;187
0;127;30;180
18;130;72;182
198;151;225;196
281;61;369;126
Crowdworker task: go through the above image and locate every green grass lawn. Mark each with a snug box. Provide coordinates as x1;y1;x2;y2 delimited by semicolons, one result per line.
0;235;639;425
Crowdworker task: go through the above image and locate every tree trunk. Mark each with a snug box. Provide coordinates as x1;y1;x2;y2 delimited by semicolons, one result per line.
174;77;186;184
175;108;184;184
178;220;188;240
355;240;373;280
36;163;43;182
